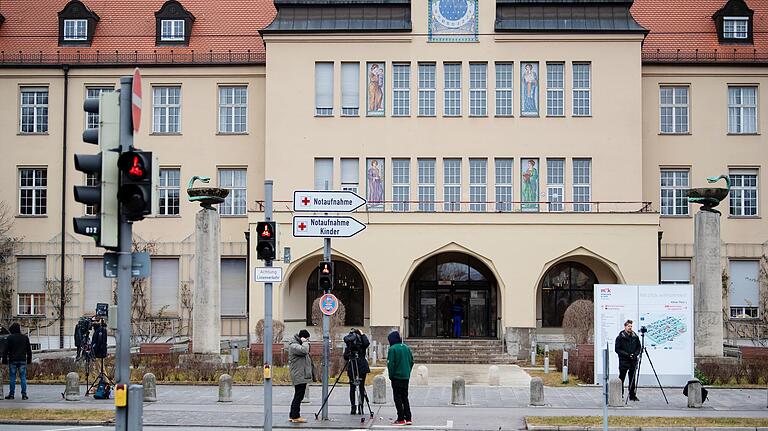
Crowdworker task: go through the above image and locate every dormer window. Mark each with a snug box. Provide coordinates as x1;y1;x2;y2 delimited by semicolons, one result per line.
155;1;195;46
723;17;748;39
58;0;99;46
713;0;753;44
63;19;87;41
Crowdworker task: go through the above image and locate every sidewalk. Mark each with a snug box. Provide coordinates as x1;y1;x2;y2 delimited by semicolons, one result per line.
0;384;764;430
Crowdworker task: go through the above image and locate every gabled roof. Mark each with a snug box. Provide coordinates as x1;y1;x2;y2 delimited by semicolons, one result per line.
632;0;768;63
0;0;276;66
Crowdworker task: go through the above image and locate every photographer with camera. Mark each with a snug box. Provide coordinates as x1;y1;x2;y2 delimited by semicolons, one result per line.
614;319;642;402
343;328;370;415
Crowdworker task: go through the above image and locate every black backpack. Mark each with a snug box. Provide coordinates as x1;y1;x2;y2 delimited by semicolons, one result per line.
94;377;111;399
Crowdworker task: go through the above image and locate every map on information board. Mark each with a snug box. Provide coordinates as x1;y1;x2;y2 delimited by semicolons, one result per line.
640;314;688;347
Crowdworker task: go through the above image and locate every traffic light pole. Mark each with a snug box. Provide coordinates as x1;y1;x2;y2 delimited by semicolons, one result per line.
263;180;273;431
116;76;134;431
322;237;330;420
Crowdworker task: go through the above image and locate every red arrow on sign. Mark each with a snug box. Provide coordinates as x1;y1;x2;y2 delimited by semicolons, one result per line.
132;68;142;133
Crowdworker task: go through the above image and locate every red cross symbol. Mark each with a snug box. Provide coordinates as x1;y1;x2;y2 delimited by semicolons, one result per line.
298;222;307;231
301;196;310;206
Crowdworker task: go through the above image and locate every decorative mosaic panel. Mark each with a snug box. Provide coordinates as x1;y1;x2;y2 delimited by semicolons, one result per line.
429;0;478;43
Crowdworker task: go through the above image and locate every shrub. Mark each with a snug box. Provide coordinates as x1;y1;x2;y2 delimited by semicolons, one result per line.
562;300;594;345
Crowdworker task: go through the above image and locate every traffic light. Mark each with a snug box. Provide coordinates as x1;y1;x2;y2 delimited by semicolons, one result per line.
117;150;153;221
73;91;120;249
256;221;276;261
318;261;333;292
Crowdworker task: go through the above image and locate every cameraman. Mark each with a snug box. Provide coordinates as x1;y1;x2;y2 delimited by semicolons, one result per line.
342;328;370;415
614;319;641;401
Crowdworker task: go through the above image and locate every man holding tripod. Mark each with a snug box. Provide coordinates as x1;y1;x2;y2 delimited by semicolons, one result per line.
342;328;370;414
614;319;641;401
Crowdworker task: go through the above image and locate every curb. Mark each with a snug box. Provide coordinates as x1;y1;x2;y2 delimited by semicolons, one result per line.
526;424;766;431
0;419;114;426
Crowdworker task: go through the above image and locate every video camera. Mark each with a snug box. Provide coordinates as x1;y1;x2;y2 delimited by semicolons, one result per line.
639;325;648;335
343;328;364;353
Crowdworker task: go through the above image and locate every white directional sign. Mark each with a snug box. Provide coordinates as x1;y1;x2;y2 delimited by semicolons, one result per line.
293;190;366;212
293;216;366;238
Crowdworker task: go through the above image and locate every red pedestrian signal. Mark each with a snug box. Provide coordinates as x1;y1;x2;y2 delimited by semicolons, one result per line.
256;221;276;261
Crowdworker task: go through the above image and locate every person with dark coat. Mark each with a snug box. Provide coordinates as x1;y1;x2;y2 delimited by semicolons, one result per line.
3;323;32;400
287;329;312;423
343;328;370;414
614;319;642;401
439;296;452;337
387;330;414;425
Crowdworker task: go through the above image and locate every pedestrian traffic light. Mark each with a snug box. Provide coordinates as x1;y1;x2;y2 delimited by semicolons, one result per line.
117;150;153;221
73;91;120;249
256;221;276;261
318;261;333;292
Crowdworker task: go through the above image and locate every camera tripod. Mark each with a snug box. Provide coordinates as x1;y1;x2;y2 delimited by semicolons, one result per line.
86;356;114;396
625;330;668;405
315;352;374;420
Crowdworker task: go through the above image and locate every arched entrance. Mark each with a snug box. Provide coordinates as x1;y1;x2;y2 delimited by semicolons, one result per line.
305;260;365;326
540;261;598;327
407;252;498;338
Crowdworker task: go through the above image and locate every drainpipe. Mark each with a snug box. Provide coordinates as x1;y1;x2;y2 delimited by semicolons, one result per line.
244;231;250;347
657;231;663;284
59;65;70;349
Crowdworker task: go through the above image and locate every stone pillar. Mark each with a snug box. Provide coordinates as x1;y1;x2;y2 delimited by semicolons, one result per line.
608;377;623;407
488;365;500;386
529;377;544;406
193;208;222;355
694;211;724;357
373;375;387;404
64;372;80;401
686;379;703;408
218;374;232;402
416;365;429;385
143;373;157;402
505;327;534;360
451;376;466;405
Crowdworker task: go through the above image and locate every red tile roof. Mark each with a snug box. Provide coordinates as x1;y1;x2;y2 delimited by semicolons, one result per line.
0;0;276;65
631;0;768;63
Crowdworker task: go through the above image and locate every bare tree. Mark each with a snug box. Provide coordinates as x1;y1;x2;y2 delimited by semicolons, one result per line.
562;299;594;345
0;202;22;328
254;318;285;343
311;297;346;345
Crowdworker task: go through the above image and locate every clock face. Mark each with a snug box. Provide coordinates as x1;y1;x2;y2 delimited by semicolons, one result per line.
439;0;469;21
429;0;478;42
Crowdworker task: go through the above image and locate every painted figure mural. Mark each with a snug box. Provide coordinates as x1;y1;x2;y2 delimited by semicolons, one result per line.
429;0;478;42
521;158;539;211
521;63;539;116
367;158;384;210
367;63;385;115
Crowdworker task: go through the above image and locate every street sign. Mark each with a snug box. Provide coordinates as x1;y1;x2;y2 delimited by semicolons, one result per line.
254;267;283;283
131;68;142;133
104;251;151;278
318;293;339;316
293;216;366;238
293;190;366;212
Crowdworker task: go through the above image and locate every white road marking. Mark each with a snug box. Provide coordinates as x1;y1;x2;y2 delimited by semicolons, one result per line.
42;426;103;431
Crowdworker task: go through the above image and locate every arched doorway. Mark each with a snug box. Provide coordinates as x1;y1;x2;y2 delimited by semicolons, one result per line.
407;252;498;338
306;260;365;326
540;261;597;327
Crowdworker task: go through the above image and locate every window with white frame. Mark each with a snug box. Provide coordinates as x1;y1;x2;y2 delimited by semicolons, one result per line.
315;62;334;117
158;168;181;216
660;86;689;134
314;158;333;190
729;169;758;216
218;168;247;216
469;63;487;117
469;158;487;212
392;159;410;212
152;86;181;133
547;63;565;117
547;158;565;212
221;258;247;316
572;63;591;116
495;158;513;212
17;258;46;316
19;168;47;216
729;260;759;319
495;63;513;117
160;19;184;41
724;17;748;39
85;173;98;216
444;63;462;117
218;86;247;133
64;19;87;41
443;159;461;212
392;63;410;117
728;86;757;134
418;63;436;117
341;63;360;117
151;258;179;313
661;260;691;285
341;158;359;194
418;159;435;212
573;159;591;212
20;87;49;134
660;169;689;216
86;86;114;129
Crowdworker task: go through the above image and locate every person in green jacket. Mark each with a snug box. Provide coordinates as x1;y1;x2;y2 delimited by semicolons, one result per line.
387;330;414;425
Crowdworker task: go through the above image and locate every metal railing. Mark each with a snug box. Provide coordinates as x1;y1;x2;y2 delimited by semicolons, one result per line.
0;50;265;66
643;49;768;63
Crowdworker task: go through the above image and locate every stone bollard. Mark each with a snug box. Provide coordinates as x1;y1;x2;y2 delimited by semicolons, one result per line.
686;379;703;408
302;384;310;403
451;376;466;405
416;365;429;385
65;372;80;401
373;375;387;404
218;374;233;403
608;377;623;407
529;377;544;406
143;373;157;402
488;365;500;386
